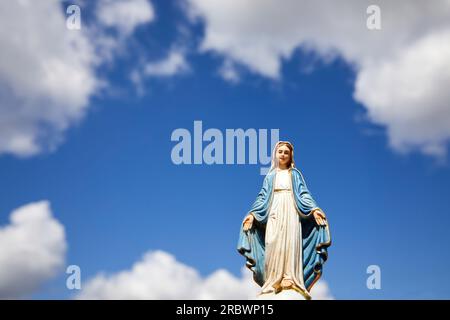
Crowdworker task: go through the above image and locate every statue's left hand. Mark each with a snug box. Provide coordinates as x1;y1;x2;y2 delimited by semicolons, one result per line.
242;214;254;231
313;210;327;226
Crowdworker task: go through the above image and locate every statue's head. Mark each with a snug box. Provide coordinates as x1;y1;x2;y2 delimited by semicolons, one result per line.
270;141;296;172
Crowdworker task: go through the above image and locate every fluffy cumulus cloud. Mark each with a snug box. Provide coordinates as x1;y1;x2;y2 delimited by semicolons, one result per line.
130;47;190;95
185;0;450;156
0;201;67;299
0;0;155;157
0;1;98;156
78;250;333;299
143;49;190;77
96;0;154;35
354;28;450;156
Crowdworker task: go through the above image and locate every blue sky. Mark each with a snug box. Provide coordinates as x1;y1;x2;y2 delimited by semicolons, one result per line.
1;0;450;299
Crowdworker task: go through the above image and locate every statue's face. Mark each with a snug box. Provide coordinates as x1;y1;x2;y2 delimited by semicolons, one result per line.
276;144;291;168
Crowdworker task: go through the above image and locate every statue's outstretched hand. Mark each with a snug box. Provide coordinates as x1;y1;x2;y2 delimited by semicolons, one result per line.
313;210;327;226
242;214;254;231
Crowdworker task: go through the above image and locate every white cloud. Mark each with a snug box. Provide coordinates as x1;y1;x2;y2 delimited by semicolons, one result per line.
77;250;332;299
218;60;240;84
96;0;155;35
0;0;156;158
354;28;450;156
0;201;67;299
185;0;450;156
0;1;99;157
309;279;334;300
129;48;190;94
143;49;190;77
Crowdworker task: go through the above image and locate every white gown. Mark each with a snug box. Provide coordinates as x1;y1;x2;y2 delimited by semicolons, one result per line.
260;168;310;298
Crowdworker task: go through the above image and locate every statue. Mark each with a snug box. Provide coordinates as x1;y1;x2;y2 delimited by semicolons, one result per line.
238;141;331;300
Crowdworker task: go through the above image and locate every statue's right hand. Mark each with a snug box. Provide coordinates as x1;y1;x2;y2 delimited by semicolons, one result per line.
242;214;254;231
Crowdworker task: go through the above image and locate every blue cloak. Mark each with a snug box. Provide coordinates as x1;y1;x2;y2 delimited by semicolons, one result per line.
237;167;331;292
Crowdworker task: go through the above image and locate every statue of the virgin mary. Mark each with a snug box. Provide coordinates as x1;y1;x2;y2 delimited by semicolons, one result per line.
237;141;331;300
